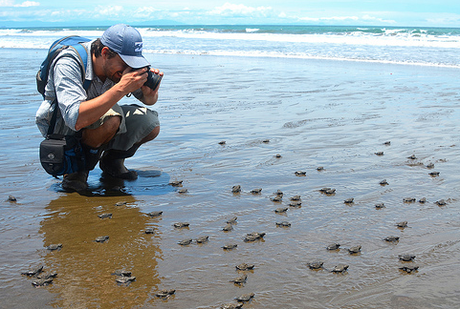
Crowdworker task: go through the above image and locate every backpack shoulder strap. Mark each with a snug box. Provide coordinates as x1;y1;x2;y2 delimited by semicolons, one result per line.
68;43;91;91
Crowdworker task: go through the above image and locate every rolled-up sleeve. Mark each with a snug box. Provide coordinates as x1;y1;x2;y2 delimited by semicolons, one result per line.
53;56;87;131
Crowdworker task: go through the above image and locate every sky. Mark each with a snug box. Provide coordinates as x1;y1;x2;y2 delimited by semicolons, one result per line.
0;0;459;28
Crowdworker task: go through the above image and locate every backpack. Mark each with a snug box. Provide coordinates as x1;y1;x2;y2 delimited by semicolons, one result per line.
36;35;91;99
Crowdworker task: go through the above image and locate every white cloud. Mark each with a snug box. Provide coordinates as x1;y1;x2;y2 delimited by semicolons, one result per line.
208;2;273;17
0;0;39;6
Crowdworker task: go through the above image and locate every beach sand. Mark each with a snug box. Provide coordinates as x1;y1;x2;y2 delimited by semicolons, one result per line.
1;49;460;308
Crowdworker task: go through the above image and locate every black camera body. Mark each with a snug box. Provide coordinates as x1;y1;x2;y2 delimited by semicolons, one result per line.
144;69;162;90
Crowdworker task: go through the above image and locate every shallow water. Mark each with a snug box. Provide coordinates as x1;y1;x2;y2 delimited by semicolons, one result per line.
1;49;460;308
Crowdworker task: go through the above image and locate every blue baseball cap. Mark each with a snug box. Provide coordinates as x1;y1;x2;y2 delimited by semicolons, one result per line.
101;24;150;69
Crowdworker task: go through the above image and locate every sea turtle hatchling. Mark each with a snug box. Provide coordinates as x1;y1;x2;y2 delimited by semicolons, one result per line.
344;198;354;204
173;222;190;229
218;141;226;145
290;195;301;201
98;213;112;219
327;243;340;250
145;227;155;234
155;289;176;298
276;221;291;227
250;188;262;194
111;270;132;277
407;154;417;160
116;276;136;285
226;216;238;224
396;221;408;228
178;188;188;194
169;180;183;187
178;239;193;246
235;293;255;302
295;171;306;176
196;236;209;244
331;264;349;273
223;224;234;232
221;303;243;309
235;263;255;271
399;266;419;273
148;211;163;217
46;244;62;251
230;274;247;285
275;154;282;158
399;254;416;262
435;199;447;206
232;185;241;193
289;201;302;208
426;163;435;169
317;166;324;171
308;262;324;270
275;190;283;197
348;245;362;254
7;195;17;202
32;277;53;287
429;171;440;177
94;236;109;243
244;232;265;242
418;197;427;203
403;198;416;203
37;272;57;280
21;265;44;277
375;151;384;156
274;207;288;213
222;244;238;250
375;203;385;209
271;196;283;202
379;179;389;185
384;236;400;242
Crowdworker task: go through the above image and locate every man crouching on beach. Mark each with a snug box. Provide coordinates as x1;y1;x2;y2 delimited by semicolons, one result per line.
36;24;162;192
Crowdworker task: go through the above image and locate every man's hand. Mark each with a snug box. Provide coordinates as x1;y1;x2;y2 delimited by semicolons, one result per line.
118;67;149;95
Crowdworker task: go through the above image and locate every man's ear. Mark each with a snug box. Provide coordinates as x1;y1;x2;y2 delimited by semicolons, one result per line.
100;46;110;59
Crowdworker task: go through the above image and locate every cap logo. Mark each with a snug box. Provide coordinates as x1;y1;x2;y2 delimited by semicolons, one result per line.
135;42;143;53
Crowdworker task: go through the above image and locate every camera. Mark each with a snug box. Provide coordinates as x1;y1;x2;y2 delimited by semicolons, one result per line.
144;68;163;90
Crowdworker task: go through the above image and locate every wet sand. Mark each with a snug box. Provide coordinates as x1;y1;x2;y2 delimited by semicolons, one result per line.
1;49;460;308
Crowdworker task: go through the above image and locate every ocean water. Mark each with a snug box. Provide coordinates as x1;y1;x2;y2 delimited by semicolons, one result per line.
0;25;459;67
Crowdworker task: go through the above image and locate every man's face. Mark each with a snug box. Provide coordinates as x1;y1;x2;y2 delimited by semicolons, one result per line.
102;51;129;83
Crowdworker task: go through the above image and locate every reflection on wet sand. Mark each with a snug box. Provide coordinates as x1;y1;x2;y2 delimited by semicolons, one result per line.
39;193;163;308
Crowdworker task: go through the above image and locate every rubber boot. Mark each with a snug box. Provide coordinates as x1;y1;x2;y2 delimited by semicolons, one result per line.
99;144;140;180
61;144;103;192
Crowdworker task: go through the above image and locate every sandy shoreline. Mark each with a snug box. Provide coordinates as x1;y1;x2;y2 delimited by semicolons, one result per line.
1;49;460;308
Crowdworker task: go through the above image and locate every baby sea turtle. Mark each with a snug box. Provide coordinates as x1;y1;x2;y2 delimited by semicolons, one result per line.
32;277;53;288
230;274;247;285
196;236;209;244
399;254;416;262
375;203;385;209
435;199;446;206
399;266;419;273
308;262;324;270
173;222;190;228
112;270;132;277
21;265;43;277
384;236;400;242
218;141;226;145
115;201;127;206
221;303;243;309
403;198;416;203
324;188;336;195
232;185;241;193
7;195;17;202
244;232;265;242
250;188;262;194
222;244;238;250
178;188;188;194
178;239;193;246
379;179;389;185
262;139;270;143
275;154;282;158
98;213;112;219
235;293;255;302
235;263;255;271
375;151;384;156
426;163;435;169
290;195;301;201
331;264;349;273
94;236;109;243
46;244;62;251
295;171;306;176
148;211;163;217
223;224;234;232
276;221;291;227
116;276;136;285
37;272;57;280
275;190;284;197
344;198;354;204
226;216;238;224
327;243;340;250
384;141;391;145
418;197;427;203
289;201;302;208
145;227;155;234
317;166;324;171
274;207;288;213
429;171;440;177
155;289;176;298
407;154;417;160
271;196;283;202
348;245;362;254
396;221;408;228
169;180;183;187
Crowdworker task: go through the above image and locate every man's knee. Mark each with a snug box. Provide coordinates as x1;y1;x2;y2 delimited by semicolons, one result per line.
82;116;121;148
140;126;160;144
